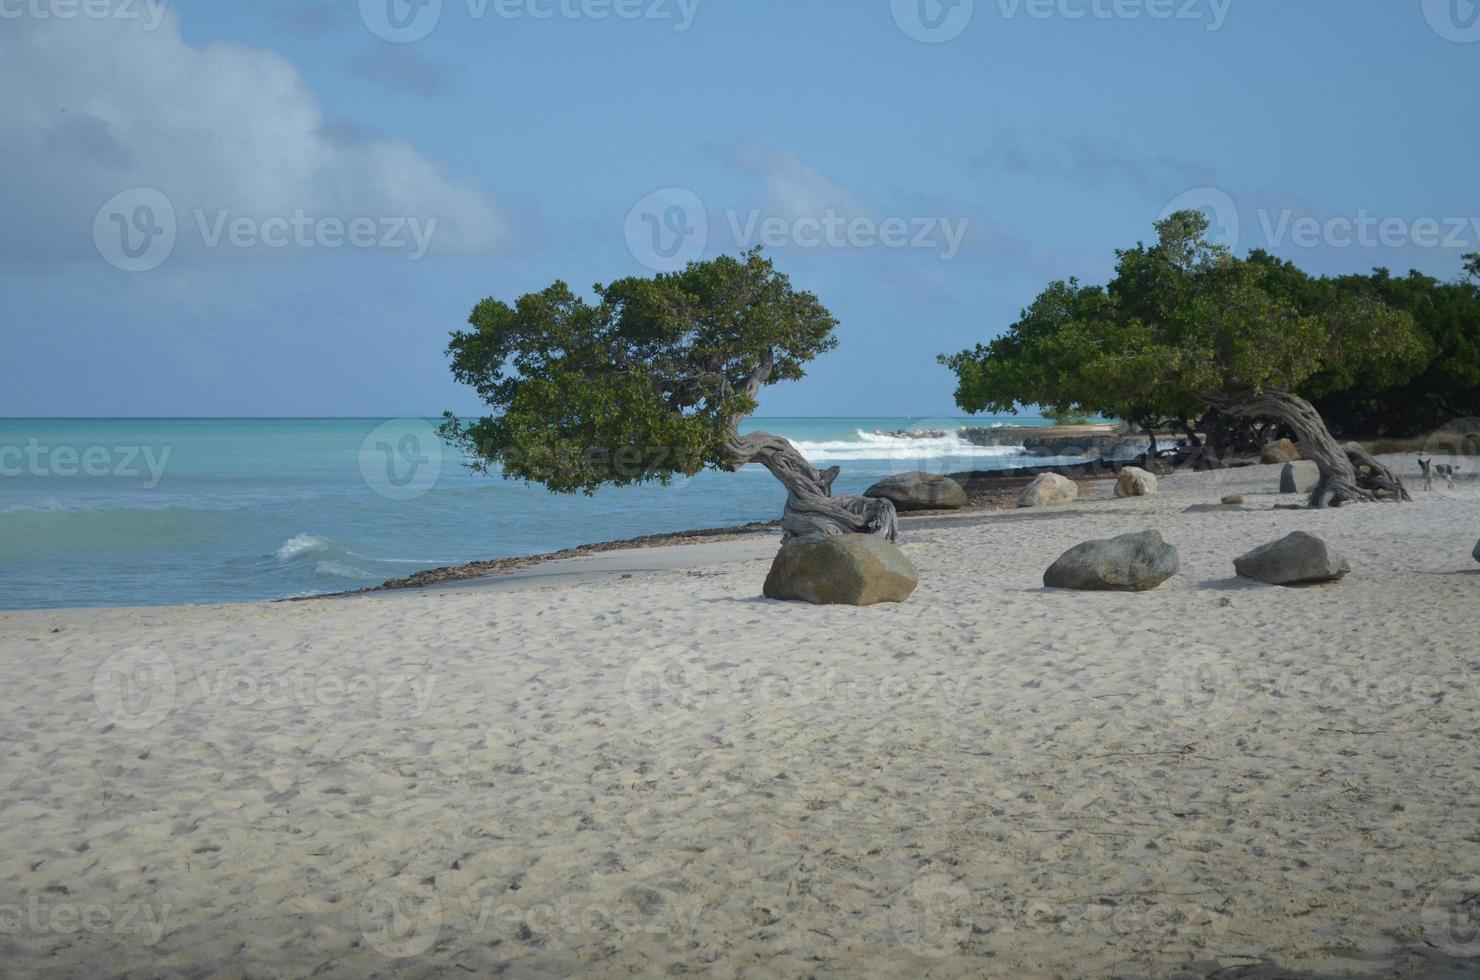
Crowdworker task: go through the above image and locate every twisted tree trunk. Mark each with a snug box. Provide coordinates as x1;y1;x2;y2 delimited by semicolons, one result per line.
726;431;898;542
1199;388;1409;507
722;350;897;542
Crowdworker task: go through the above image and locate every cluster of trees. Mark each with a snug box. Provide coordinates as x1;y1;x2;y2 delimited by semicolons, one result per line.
939;213;1480;506
442;222;1477;521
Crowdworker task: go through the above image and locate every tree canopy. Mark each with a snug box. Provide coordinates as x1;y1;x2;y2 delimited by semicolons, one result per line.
940;211;1428;431
940;211;1429;505
441;249;838;495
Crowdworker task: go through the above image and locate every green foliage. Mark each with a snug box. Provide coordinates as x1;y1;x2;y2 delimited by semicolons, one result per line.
441;249;838;494
1312;260;1480;435
1046;410;1095;426
940;212;1428;430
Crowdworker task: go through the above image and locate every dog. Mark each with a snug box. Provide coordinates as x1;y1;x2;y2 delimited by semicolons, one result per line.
1418;457;1456;491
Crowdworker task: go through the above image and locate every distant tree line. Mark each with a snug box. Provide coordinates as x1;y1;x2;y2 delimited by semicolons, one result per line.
939;213;1480;506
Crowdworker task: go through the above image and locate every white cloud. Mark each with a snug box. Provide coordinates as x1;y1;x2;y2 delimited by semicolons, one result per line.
728;143;873;222
0;10;508;263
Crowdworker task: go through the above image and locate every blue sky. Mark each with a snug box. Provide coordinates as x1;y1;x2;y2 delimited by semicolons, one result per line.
2;0;1477;418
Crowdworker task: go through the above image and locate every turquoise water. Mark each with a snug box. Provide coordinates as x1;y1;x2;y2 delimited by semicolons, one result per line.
0;417;1060;609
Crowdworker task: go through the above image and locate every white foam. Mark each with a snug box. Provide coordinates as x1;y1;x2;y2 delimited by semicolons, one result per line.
275;533;333;562
786;429;1025;463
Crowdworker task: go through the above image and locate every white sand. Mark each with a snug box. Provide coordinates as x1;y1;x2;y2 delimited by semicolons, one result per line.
2;455;1478;978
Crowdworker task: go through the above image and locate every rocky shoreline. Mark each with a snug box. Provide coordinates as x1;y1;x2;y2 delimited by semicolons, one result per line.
314;457;1152;598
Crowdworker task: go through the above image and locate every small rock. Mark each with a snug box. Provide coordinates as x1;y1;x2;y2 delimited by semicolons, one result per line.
1280;461;1321;494
763;534;919;606
864;472;967;511
1114;466;1158;498
1261;438;1302;464
1018;473;1078;508
1234;531;1350;586
1221;495;1245;506
1043;530;1180;592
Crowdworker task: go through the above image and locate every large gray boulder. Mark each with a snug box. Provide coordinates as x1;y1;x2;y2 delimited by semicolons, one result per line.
1280;461;1320;494
1018;473;1078;508
763;534;919;606
1234;531;1350;586
1043;531;1180;592
864;472;967;512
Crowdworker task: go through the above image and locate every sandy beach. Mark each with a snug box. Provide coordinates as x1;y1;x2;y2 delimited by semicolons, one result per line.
2;455;1477;978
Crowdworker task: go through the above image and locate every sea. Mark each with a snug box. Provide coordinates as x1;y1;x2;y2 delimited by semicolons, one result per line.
0;417;1074;610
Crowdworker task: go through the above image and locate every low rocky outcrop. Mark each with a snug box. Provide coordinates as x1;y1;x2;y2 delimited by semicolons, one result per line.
1018;473;1078;508
1234;531;1350;586
1115;467;1158;498
864;472;967;511
1280;461;1320;494
1043;530;1180;592
1261;439;1302;464
763;534;919;606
